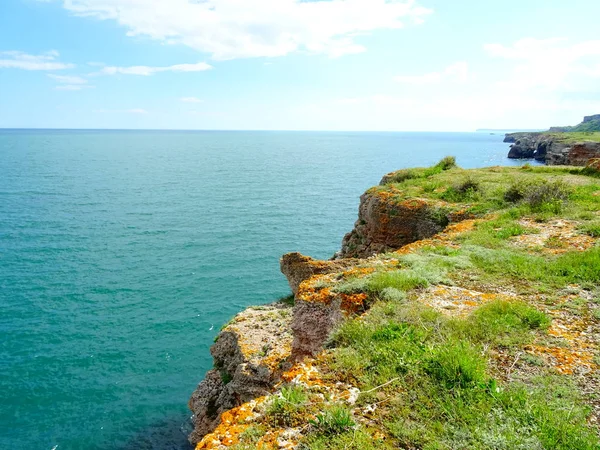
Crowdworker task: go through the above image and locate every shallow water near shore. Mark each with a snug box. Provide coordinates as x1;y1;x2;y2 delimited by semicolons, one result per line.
0;130;531;449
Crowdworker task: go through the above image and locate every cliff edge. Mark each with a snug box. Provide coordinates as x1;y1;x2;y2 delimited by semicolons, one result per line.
188;159;600;449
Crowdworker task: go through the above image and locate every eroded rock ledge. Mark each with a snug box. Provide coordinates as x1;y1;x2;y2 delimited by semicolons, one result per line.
188;303;293;443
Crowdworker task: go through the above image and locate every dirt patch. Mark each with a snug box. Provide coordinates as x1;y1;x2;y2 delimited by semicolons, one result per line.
511;218;597;253
417;285;516;317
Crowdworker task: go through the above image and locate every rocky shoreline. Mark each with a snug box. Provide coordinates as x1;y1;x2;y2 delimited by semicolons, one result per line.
505;114;600;165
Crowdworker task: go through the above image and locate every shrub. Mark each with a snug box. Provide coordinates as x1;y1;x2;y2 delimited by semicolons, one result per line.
525;180;571;212
310;405;355;436
454;177;480;194
425;341;487;389
436;156;457;171
504;180;572;213
386;169;418;184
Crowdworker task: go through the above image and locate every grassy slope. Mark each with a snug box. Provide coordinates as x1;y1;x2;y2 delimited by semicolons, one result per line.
544;131;600;144
231;161;600;450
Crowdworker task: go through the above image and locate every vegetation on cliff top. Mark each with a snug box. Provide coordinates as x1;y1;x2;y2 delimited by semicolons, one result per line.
201;159;600;450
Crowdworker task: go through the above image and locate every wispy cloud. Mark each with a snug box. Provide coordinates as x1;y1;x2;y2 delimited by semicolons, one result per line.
48;74;88;84
394;62;469;85
0;50;74;70
485;38;600;92
98;62;213;76
94;108;149;114
180;97;203;103
48;73;93;91
50;0;433;60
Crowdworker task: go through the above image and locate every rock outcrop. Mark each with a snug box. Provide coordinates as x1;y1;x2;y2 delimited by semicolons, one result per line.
279;252;357;296
338;190;469;259
505;132;600;165
188;303;293;444
505;114;600;165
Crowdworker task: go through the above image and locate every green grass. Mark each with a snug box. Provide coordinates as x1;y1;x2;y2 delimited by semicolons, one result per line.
544;131;600;143
266;385;309;427
309;405;356;436
316;295;598;449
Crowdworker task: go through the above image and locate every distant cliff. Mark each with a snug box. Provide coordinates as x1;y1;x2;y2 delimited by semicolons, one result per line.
504;115;600;165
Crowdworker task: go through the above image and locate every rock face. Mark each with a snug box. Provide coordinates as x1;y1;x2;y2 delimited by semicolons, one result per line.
338;191;454;259
188;303;293;444
546;142;600;166
505;132;600;165
279;252;357;296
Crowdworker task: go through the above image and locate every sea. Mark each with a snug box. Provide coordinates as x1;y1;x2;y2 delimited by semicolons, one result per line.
0;130;533;450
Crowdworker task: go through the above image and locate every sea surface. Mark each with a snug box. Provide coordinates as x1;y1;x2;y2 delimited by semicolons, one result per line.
0;130;530;450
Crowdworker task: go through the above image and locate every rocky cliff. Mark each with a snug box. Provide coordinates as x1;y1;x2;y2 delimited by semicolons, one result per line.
187;161;600;449
504;114;600;165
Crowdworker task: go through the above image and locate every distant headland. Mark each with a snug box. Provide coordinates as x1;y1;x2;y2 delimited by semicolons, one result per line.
504;114;600;165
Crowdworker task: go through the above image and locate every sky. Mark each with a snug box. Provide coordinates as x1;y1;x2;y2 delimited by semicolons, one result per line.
1;0;600;131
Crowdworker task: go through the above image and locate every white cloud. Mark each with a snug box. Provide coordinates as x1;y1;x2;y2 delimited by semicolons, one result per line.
99;62;213;76
94;108;149;114
48;73;93;91
48;74;88;84
180;97;203;103
394;62;469;85
50;0;433;60
485;38;600;92
0;50;74;70
55;85;86;90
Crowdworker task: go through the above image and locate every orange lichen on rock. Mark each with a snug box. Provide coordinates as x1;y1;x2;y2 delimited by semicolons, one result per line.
340;292;369;313
528;314;598;375
196;397;267;449
418;285;515;317
394;218;480;255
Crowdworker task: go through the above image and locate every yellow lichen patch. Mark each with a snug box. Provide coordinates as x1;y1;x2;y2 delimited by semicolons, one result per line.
394;218;481;255
528;314;598;375
340;266;375;279
417;285;515;317
511;218;597;254
196;397;267;449
340;292;369;313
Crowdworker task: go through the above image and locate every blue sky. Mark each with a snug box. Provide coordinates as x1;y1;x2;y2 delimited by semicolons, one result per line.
1;0;600;130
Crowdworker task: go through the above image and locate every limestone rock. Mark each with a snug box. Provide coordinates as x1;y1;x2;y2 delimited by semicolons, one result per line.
188;303;293;444
280;252;357;295
338;191;452;258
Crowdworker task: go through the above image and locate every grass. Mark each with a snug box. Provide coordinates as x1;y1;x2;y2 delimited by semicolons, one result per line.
543;131;600;143
266;385;309;427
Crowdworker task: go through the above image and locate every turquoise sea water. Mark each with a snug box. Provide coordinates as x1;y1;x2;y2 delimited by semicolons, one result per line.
0;130;528;450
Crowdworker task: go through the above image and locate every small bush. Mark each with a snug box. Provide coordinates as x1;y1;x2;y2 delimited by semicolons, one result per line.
386;169;418;184
425;341;487;389
454;177;480;194
504;180;572;213
436;156;457;171
525;180;571;212
310;405;355;436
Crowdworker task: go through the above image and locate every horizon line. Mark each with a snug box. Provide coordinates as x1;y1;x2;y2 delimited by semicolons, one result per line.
0;127;509;133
